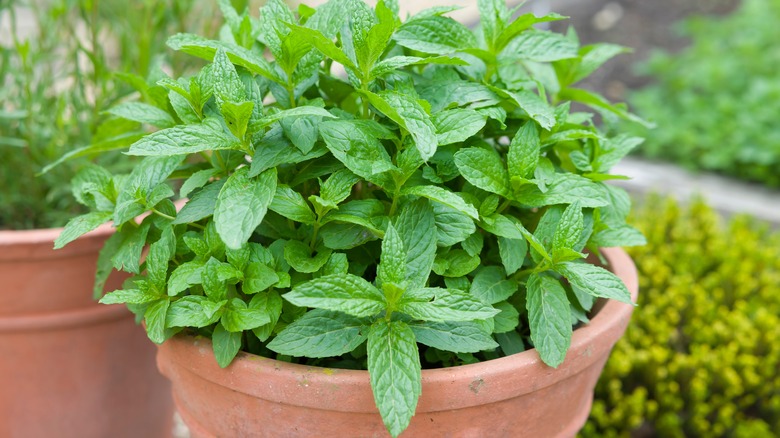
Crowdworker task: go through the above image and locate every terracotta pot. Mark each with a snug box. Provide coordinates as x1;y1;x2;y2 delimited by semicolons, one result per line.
157;247;638;438
0;224;173;438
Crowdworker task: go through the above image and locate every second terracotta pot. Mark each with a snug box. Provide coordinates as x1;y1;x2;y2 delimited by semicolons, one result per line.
157;247;638;438
0;225;173;438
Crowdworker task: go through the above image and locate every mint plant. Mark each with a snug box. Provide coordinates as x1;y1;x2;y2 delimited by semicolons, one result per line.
57;0;645;435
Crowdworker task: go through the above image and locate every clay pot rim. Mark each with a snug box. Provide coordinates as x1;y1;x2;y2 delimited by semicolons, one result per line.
160;247;638;413
0;221;114;244
0;303;131;333
0;222;115;260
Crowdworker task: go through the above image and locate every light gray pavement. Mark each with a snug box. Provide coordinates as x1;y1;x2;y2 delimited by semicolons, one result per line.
612;157;780;225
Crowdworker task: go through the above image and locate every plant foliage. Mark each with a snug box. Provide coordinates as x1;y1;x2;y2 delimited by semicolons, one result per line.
58;0;644;435
630;0;780;186
0;0;222;229
583;197;780;437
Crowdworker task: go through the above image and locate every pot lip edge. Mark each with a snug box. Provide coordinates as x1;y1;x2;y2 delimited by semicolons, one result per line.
159;247;639;410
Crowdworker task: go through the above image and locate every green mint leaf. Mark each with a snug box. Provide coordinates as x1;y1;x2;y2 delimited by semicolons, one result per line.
144;298;170;344
284;23;357;71
281;116;320;154
432;249;481;278
478;0;506;49
393;16;476;54
202;258;228;301
498;237;527;276
249;290;283;342
269;185;316;224
568;43;630;87
493;88;555;130
412;321;498;354
249;131;328;177
212;322;242;368
220;100;254;140
284;240;332;273
99;288;160;305
432;203;476;247
167;33;281;84
249;106;335;131
513;173;609;208
593;134;644;173
419;80;501;113
110;223;150;274
93;233;123;298
367;320;421;438
322;199;386;236
319;120;396;187
454;147;510;197
174;180;225;224
494;13;567;51
432;108;487;146
501;30;578;62
106;102;175;128
319;169;360;205
243;262;280;294
526;274;572;368
214;167;277;250
283;274;385;317
146;226;176;289
395;199;437;289
221;298;272;332
377;223;406;287
370;55;469;79
558;87;652;128
357;0;396;70
507;121;540;180
320;253;349;277
402;185;479;220
167;260;205;296
492;301;520;333
470;266;518;305
166;295;224;328
553;201;584;251
590;224;647;248
212;48;247;104
180;169;219;199
462;232;484;257
496;330;525;356
258;0;295;58
54;211;112;249
127;121;241;156
555;261;634;304
398;288;498;322
370;90;438;161
268;309;368;358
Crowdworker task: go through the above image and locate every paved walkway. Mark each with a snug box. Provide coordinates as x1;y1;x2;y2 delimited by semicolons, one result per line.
612;158;780;225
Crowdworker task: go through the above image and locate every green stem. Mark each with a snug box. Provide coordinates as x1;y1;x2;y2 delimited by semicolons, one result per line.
150;208;176;221
496;199;513;214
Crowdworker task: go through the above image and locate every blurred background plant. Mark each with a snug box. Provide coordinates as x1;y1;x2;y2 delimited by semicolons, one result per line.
582;196;780;437
0;0;239;229
628;0;780;187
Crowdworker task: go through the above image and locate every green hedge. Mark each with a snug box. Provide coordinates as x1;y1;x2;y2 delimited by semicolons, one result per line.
630;0;780;186
582;198;780;437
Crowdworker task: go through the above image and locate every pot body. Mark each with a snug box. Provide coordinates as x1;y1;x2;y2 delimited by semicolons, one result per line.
0;225;173;438
158;247;638;438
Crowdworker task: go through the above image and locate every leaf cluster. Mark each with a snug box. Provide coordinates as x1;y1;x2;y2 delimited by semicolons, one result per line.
0;0;223;229
629;0;780;186
58;0;644;435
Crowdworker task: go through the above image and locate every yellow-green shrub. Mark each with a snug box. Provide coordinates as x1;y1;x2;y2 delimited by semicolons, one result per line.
582;197;780;437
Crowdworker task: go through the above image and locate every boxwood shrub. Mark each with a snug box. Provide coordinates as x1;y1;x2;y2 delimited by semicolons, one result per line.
582;197;780;437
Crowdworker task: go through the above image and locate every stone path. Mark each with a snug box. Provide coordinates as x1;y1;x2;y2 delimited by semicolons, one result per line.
612;158;780;225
